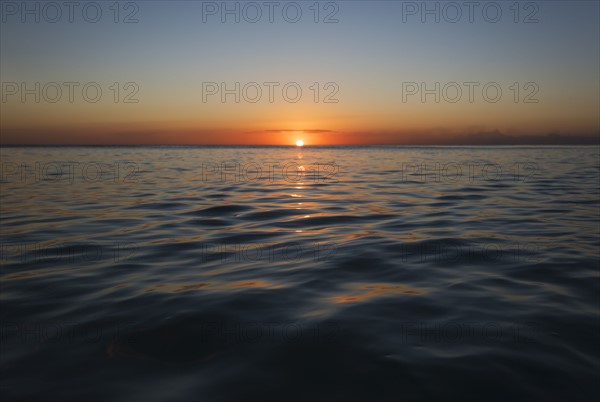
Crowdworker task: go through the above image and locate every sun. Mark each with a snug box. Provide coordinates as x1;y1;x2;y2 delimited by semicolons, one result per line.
296;139;304;147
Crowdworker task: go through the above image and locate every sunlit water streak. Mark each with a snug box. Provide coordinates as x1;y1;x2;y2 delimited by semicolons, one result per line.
1;146;599;401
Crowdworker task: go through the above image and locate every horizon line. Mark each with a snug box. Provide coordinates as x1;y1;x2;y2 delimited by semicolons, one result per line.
2;143;599;147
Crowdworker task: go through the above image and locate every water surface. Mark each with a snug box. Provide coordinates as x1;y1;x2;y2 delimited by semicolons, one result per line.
1;146;599;401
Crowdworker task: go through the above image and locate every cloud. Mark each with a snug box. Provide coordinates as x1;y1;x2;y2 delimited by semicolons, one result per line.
248;129;335;134
335;129;600;145
1;127;597;145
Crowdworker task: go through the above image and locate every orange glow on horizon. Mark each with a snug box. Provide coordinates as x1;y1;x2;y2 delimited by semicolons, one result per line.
0;125;598;146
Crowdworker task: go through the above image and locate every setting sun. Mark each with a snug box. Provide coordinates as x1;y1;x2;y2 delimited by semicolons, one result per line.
296;139;304;147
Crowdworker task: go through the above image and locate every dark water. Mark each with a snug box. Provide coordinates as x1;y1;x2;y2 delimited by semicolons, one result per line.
1;146;599;401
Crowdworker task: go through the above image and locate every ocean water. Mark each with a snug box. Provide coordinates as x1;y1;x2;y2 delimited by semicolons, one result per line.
1;146;598;401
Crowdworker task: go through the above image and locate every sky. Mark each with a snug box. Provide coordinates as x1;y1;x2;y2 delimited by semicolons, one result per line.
1;0;599;145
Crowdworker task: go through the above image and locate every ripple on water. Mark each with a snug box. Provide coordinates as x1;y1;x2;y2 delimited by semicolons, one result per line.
1;146;598;402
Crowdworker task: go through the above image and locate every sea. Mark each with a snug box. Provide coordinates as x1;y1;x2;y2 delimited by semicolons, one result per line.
1;145;599;401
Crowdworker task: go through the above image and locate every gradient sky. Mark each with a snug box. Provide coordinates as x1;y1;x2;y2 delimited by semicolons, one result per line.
1;0;599;145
